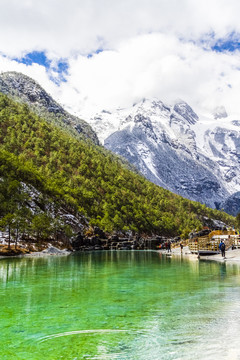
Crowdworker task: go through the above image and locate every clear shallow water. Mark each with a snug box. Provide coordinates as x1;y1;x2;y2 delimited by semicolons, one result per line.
1;251;240;360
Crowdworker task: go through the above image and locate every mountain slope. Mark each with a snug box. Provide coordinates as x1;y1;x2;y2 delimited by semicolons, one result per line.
88;98;240;215
0;93;235;241
0;71;99;144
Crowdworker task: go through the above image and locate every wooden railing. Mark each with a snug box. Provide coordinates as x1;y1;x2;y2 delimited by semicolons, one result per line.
188;234;234;254
232;237;240;248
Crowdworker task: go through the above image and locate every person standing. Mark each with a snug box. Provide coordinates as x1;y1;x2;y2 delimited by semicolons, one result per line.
167;240;171;253
180;242;183;253
219;240;225;257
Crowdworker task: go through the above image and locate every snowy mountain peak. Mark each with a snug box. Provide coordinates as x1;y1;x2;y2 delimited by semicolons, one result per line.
173;100;199;124
213;106;228;119
88;97;240;215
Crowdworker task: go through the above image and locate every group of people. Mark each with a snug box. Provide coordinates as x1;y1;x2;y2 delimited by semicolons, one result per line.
165;240;183;253
165;240;171;252
162;240;184;253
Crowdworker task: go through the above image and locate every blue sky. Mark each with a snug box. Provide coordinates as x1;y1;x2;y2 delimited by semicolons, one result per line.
14;51;50;67
208;31;240;52
13;51;69;84
212;39;240;52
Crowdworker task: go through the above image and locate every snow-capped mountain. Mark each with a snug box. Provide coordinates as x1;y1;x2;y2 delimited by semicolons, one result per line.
88;98;240;215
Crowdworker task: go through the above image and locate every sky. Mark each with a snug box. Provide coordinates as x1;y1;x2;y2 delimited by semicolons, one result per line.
1;0;240;118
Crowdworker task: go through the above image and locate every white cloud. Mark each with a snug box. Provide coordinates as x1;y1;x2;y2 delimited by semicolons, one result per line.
1;0;240;57
57;33;240;118
1;0;240;117
0;56;60;96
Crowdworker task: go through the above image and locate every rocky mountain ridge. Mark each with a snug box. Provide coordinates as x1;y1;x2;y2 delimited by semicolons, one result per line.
88;98;240;215
1;71;239;216
0;71;99;144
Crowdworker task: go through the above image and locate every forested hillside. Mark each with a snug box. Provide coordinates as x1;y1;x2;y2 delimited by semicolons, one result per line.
0;93;235;243
0;71;99;144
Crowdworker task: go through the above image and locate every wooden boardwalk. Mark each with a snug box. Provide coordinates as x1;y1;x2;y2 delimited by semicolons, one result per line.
188;230;238;254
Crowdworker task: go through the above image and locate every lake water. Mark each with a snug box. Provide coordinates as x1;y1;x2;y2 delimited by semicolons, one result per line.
1;251;240;360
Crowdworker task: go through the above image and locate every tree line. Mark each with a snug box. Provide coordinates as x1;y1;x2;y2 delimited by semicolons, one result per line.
0;93;236;246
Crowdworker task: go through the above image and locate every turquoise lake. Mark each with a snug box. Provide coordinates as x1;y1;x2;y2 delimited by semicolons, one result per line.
1;251;240;360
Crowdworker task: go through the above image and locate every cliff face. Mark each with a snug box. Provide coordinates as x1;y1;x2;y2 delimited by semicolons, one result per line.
88;98;240;215
0;71;99;144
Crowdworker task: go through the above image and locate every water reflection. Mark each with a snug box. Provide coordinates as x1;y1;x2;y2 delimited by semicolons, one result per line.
0;252;240;359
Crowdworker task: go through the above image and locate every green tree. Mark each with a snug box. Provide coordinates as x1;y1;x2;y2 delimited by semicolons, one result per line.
0;177;29;249
236;212;240;230
0;92;236;241
31;213;52;243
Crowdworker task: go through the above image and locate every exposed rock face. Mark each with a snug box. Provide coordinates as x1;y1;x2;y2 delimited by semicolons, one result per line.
173;101;199;124
0;71;99;144
24;183;88;234
203;127;240;197
71;232;171;251
222;192;240;216
88;98;240;214
42;246;70;255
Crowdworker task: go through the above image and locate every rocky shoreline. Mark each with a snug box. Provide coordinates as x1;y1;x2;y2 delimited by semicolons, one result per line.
71;232;173;251
2;228;240;264
0;228;175;258
2;245;240;265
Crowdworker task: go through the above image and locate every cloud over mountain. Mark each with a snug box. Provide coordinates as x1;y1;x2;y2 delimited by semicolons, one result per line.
1;0;240;117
